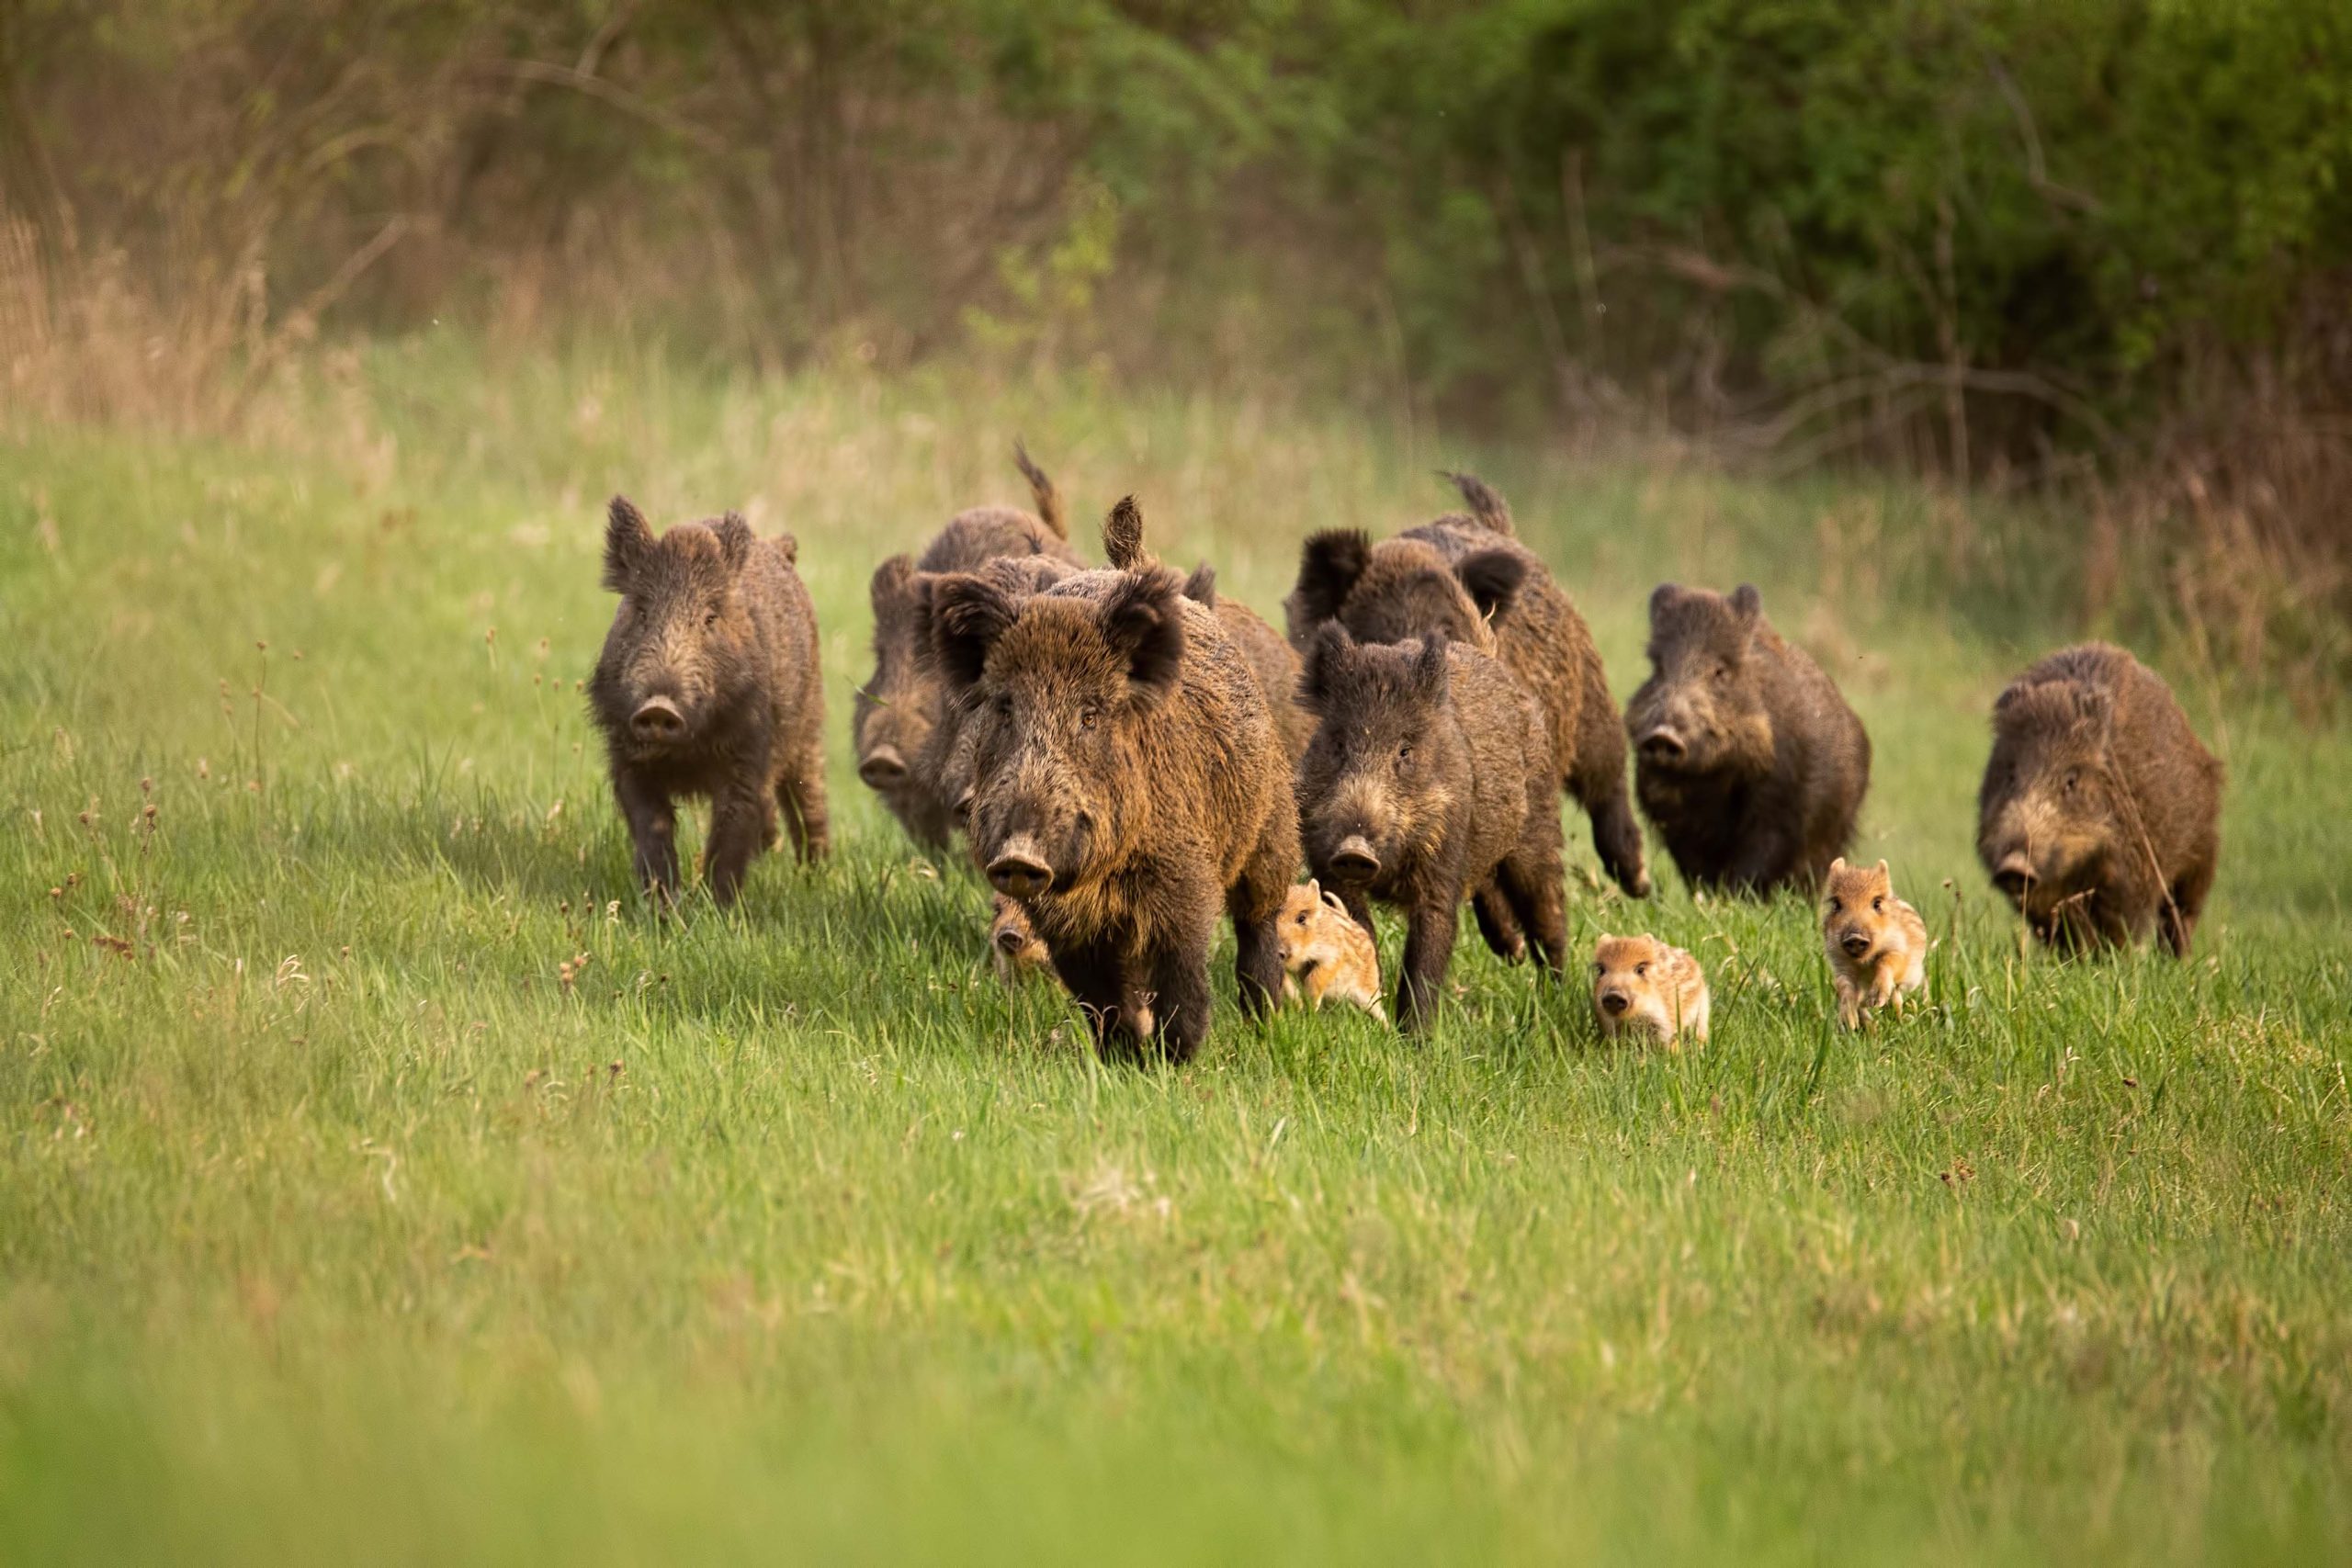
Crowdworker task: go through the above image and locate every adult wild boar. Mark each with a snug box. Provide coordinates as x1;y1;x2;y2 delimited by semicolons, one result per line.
932;510;1298;1063
1283;471;1648;901
854;445;1081;848
1626;583;1870;896
1977;642;2222;955
1295;626;1566;1030
589;498;827;907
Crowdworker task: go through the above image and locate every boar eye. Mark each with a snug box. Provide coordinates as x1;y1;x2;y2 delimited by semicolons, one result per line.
992;694;1013;719
1871;896;1883;912
1826;897;1841;914
1079;705;1102;731
1713;662;1732;684
1295;909;1311;925
1396;742;1412;764
1634;962;1649;976
1591;963;1605;976
704;607;721;628
2063;769;2079;794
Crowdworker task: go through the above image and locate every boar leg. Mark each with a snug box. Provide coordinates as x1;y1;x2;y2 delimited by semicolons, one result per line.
778;733;831;863
1578;775;1652;900
1721;821;1796;897
1492;850;1567;975
615;771;681;906
1227;817;1296;1021
1470;887;1527;963
1049;940;1141;1060
1396;899;1461;1032
702;784;775;908
1146;940;1216;1065
2160;852;2217;959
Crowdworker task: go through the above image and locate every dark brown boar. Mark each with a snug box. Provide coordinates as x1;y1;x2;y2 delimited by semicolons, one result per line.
1976;642;2222;955
1283;471;1648;900
589;497;828;907
931;511;1298;1064
1295;625;1566;1030
1625;583;1869;896
854;446;1081;848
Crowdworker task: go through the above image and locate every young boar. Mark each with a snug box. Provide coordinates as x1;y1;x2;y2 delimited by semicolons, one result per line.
989;894;1053;984
1626;583;1871;896
854;446;1081;849
1276;880;1385;1021
1976;643;2222;956
1295;626;1567;1030
932;511;1299;1063
589;497;828;907
1590;934;1710;1047
1283;471;1649;901
1820;857;1928;1028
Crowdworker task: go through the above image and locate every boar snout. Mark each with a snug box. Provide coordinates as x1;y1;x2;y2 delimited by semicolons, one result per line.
1993;852;2035;897
858;746;909;787
1327;834;1382;882
1599;987;1631;1016
1839;930;1873;958
630;696;685;742
987;832;1056;898
1637;724;1687;763
994;923;1031;955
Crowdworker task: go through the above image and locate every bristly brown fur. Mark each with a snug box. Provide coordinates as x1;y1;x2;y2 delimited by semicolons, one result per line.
1295;626;1566;1029
588;495;828;907
1976;642;2222;955
1283;474;1648;903
934;543;1299;1066
854;456;1084;851
1625;581;1870;896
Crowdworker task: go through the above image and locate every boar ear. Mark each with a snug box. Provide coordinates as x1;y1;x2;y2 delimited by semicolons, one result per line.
1730;583;1763;621
1304;876;1321;899
1300;620;1354;709
1412;629;1452;700
1103;495;1149;572
1101;567;1186;698
1827;856;1847;880
714;512;754;574
2072;685;2114;741
1455;549;1527;626
1646;582;1684;625
603;496;655;592
931;573;1019;692
871;553;915;615
1182;562;1217;607
1873;858;1890;879
1291;530;1373;638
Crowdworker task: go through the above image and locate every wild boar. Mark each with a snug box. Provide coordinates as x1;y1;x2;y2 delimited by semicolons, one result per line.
1590;934;1710;1047
589;497;827;907
1283;471;1649;902
989;894;1053;984
1295;626;1566;1030
932;513;1298;1063
1976;642;2222;955
854;445;1081;848
1820;856;1928;1028
1626;583;1871;896
1275;879;1385;1020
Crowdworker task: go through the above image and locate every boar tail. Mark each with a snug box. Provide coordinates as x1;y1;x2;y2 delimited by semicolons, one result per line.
1441;470;1514;535
1014;440;1067;538
1103;495;1157;572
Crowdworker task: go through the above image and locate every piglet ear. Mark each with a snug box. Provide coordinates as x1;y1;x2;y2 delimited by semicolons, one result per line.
1873;859;1890;879
714;512;754;574
1412;628;1452;700
1455;549;1527;626
1287;530;1372;649
1646;582;1684;626
1827;856;1848;881
1101;565;1186;699
1300;620;1353;710
1730;583;1763;621
604;496;655;592
1304;876;1321;899
931;572;1019;692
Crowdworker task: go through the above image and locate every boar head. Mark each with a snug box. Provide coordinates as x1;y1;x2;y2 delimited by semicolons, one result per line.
1284;530;1525;655
1295;626;1459;890
1978;679;2123;903
594;497;762;758
932;561;1189;900
1627;583;1778;776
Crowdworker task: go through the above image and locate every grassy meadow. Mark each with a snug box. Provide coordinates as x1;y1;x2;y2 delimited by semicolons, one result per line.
2;338;2348;1563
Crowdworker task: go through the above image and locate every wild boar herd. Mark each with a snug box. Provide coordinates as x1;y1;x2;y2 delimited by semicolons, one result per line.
588;452;2225;1062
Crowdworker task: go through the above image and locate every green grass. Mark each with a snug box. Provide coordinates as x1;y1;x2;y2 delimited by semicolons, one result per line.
3;338;2347;1564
